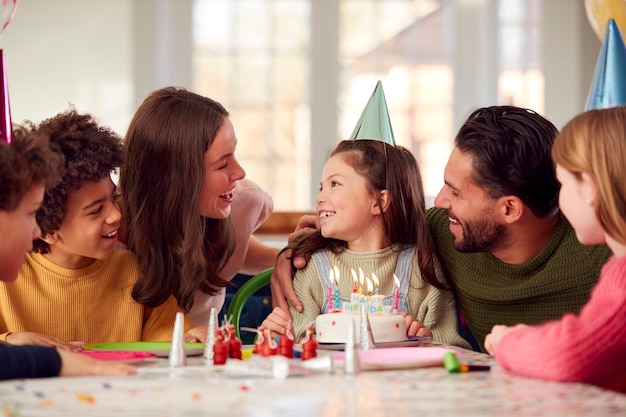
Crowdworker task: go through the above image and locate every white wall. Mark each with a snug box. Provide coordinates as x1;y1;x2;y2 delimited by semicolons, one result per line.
0;0;601;144
543;0;600;130
0;0;133;134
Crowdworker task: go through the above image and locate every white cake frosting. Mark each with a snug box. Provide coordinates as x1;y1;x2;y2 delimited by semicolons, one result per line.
315;293;407;343
315;312;406;343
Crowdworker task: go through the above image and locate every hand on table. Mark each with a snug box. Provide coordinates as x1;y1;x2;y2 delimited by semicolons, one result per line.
6;332;84;351
58;349;137;377
400;312;432;337
184;326;207;343
484;323;529;356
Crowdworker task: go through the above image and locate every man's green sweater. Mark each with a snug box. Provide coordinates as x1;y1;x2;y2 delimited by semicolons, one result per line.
427;207;612;352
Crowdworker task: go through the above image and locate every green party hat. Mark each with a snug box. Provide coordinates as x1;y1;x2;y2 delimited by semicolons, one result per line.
349;80;396;146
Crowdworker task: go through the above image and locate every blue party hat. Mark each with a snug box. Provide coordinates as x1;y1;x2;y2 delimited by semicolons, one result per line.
349;80;396;146
585;19;626;110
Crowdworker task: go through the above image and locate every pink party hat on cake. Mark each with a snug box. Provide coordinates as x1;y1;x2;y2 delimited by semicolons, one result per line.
349;80;396;146
0;50;12;143
585;19;626;110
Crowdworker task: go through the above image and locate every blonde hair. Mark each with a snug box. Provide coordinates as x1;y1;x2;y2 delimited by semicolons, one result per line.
552;106;626;245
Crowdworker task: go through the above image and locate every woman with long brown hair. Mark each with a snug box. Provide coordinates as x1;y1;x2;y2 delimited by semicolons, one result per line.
120;87;278;325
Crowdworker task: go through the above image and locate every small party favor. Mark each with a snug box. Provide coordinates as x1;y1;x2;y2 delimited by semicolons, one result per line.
203;307;217;363
168;312;187;367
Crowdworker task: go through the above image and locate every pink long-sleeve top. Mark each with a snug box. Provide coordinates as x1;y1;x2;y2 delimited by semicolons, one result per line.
495;255;626;393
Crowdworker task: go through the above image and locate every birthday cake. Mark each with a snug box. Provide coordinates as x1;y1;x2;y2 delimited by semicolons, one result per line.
315;293;407;343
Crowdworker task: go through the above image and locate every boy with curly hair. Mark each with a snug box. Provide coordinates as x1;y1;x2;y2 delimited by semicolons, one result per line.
0;124;135;379
0;109;204;348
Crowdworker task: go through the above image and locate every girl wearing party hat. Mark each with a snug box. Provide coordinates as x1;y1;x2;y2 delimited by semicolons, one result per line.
262;82;469;347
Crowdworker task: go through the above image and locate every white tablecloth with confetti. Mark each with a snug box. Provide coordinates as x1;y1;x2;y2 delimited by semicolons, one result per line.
1;343;625;417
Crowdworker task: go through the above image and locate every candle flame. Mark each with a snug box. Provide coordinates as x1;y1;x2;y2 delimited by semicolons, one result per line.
366;277;373;295
333;265;340;284
371;273;379;287
329;268;335;285
359;268;365;287
393;274;400;287
351;269;358;284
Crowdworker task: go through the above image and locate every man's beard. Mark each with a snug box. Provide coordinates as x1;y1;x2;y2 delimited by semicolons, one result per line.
453;215;507;253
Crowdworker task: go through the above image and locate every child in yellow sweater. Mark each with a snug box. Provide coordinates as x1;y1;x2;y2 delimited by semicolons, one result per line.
1;122;135;379
0;109;205;349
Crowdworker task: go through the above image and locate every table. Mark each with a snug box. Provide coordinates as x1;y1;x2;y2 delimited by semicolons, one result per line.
1;342;625;417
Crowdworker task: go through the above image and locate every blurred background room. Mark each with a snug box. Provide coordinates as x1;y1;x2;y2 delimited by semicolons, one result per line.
1;0;615;336
1;0;607;212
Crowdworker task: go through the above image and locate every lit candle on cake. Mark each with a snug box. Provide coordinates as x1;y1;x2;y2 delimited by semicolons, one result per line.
333;266;340;311
358;268;365;295
372;273;380;295
369;273;384;313
366;277;373;296
393;274;400;313
351;269;358;294
328;269;334;311
365;277;374;313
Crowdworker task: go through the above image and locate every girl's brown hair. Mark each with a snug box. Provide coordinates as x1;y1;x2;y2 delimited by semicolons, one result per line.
120;87;235;311
291;140;446;290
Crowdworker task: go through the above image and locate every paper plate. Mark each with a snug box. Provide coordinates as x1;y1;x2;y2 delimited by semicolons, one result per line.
79;350;157;363
332;346;451;371
84;341;205;357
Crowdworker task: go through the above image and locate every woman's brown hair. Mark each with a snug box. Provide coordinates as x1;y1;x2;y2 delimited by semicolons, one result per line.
120;87;235;311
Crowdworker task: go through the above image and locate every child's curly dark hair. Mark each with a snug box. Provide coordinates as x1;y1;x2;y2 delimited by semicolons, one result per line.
32;107;123;254
0;126;62;211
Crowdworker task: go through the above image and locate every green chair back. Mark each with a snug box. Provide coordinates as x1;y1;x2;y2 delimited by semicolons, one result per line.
226;267;273;340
